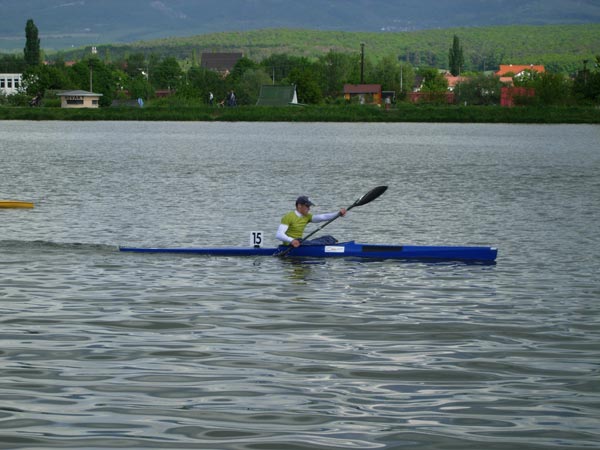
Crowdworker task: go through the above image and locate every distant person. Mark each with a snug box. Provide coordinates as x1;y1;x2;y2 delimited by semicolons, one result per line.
227;90;236;107
29;93;41;107
276;195;346;247
208;91;214;106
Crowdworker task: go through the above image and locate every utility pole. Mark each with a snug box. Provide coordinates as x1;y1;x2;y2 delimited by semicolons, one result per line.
89;62;93;92
400;65;403;93
360;42;365;84
89;46;97;92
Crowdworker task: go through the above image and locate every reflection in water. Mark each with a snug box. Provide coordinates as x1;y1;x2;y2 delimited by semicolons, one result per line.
281;259;323;283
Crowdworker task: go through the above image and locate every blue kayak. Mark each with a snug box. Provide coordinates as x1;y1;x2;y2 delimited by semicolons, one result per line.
119;241;497;262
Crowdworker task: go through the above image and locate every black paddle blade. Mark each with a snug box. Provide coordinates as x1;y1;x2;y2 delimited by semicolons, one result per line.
351;185;388;208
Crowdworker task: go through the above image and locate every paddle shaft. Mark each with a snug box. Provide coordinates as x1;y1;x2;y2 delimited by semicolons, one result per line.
297;202;353;243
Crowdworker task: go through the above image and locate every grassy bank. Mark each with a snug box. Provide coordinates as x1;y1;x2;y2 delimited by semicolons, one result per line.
1;104;599;124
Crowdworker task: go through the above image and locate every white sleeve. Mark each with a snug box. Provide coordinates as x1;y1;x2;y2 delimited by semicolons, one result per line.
311;211;340;223
276;223;294;243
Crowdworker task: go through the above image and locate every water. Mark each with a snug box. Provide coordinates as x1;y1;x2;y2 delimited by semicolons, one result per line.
1;121;599;449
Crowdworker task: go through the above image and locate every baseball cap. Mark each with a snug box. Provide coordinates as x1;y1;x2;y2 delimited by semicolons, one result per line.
296;195;314;206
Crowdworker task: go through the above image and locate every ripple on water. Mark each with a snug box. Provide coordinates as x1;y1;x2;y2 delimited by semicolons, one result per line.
1;122;599;449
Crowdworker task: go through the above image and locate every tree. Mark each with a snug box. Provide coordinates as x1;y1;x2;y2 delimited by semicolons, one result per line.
24;19;41;66
70;58;119;106
416;67;449;103
288;65;322;104
448;35;464;76
152;57;183;90
315;51;358;100
573;56;600;104
512;69;540;88
234;68;272;105
533;72;573;105
186;66;225;103
418;67;448;93
369;55;414;99
229;57;259;84
127;76;154;101
21;64;71;95
454;74;502;105
261;54;301;83
0;54;27;73
512;69;575;106
124;53;148;78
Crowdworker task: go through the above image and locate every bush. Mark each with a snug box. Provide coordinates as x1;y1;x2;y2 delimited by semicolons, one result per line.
0;92;32;106
42;97;61;108
146;96;203;108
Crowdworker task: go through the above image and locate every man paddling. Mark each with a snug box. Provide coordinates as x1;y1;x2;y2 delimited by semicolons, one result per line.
276;196;346;247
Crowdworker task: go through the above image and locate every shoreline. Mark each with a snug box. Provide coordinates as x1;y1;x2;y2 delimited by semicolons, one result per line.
1;105;599;124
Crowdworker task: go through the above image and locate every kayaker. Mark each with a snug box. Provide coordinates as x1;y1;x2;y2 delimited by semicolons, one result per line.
276;196;346;247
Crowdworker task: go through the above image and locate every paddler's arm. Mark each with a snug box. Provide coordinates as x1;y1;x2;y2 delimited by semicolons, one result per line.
311;208;347;223
276;224;301;247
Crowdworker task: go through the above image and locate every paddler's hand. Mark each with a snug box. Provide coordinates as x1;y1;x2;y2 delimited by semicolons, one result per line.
339;208;347;217
291;239;301;248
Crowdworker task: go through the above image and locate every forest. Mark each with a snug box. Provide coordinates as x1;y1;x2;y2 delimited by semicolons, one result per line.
51;24;600;74
1;22;599;109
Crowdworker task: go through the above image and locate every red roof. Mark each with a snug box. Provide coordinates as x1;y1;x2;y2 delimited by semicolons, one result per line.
343;84;381;94
201;52;243;72
444;73;469;88
496;64;545;76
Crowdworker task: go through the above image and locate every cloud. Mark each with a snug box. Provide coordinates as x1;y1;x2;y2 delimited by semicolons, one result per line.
150;1;187;19
52;1;86;8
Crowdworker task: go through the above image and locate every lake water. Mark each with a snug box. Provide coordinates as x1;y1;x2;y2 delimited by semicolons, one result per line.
1;121;599;449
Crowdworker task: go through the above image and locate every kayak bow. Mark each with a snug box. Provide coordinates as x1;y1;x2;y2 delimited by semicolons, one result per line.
119;241;497;262
0;200;34;208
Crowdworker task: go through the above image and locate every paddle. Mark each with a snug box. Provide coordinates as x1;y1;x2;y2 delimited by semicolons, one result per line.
277;185;388;257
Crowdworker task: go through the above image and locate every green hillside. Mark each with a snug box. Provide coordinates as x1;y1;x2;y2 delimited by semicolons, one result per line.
57;24;599;73
2;0;599;52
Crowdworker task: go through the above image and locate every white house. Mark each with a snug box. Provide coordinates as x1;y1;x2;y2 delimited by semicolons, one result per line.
56;90;102;108
0;73;23;95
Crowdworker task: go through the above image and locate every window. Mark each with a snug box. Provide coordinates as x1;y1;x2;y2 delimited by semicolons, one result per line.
66;99;84;105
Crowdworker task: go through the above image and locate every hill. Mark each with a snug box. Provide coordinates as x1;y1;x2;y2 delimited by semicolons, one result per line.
1;0;600;52
58;25;599;74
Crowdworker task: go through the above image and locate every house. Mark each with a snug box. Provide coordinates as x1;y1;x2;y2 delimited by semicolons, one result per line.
500;86;535;107
201;52;243;77
412;75;425;92
43;60;76;67
343;84;382;104
256;85;299;106
407;92;455;104
56;90;102;108
443;72;469;91
154;89;174;98
382;91;396;102
0;73;22;95
408;72;459;104
495;64;545;85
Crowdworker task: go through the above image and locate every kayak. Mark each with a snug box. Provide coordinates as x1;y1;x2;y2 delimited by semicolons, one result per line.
0;200;34;208
119;241;497;262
